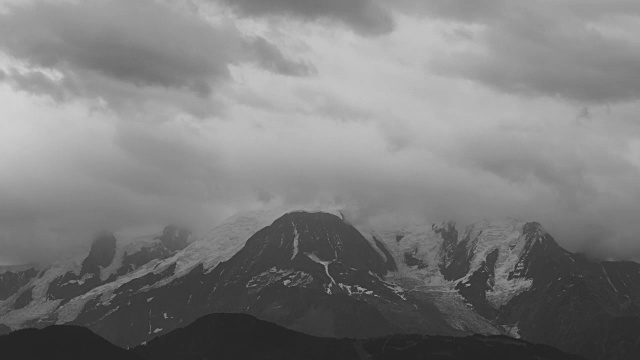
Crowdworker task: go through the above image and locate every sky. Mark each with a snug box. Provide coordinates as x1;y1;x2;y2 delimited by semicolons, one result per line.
0;0;639;265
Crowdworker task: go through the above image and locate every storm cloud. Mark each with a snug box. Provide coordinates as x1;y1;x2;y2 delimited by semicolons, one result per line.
0;0;639;265
419;0;640;104
215;0;394;36
0;0;312;116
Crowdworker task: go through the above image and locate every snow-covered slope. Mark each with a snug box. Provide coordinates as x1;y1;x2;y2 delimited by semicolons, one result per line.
1;208;639;360
0;211;531;334
0;225;192;328
455;219;536;307
0;206;341;331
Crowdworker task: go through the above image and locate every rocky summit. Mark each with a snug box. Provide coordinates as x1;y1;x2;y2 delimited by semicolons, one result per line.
1;209;640;359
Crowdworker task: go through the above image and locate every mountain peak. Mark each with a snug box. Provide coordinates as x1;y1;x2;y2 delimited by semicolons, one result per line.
272;211;389;275
214;210;394;299
80;232;117;276
157;225;191;252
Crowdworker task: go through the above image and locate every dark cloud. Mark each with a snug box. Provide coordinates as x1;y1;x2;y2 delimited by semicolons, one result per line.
0;109;235;264
215;0;394;36
393;0;507;22
247;37;317;76
2;69;73;102
0;0;313;116
417;0;640;104
449;126;594;214
1;0;640;267
441;121;640;259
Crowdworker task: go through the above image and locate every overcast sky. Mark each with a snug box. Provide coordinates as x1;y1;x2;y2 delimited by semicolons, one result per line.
1;0;640;265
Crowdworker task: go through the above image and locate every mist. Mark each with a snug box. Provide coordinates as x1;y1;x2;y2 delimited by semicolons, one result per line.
0;0;639;265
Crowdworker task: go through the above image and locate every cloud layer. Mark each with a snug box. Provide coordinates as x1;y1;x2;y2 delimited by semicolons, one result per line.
419;0;640;104
0;0;312;116
0;0;639;265
216;0;394;36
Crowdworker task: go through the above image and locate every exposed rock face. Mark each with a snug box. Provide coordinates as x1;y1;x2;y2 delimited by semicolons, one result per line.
0;226;192;330
213;211;391;288
0;268;38;301
13;287;33;310
46;233;118;304
70;212;454;347
434;221;458;265
116;242;173;277
204;211;407;338
1;210;640;359
81;233;118;276
430;220;640;359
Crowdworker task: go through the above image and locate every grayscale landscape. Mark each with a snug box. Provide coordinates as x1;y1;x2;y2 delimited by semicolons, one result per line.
1;1;639;359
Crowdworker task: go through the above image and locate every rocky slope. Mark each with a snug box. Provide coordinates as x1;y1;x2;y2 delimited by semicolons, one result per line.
0;225;191;329
1;209;639;359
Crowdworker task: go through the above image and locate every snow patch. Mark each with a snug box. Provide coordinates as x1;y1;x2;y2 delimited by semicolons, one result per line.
363;223;449;288
463;220;534;307
338;283;374;296
602;265;618;292
246;267;313;292
56;294;97;324
503;324;521;338
306;253;336;294
291;224;299;260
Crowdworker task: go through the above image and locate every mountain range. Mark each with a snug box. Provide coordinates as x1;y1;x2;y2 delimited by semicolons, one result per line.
1;207;639;359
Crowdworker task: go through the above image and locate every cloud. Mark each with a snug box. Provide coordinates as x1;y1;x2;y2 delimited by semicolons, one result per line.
0;0;640;267
0;90;236;263
246;37;316;76
0;0;312;116
393;0;507;22
215;0;395;36
411;0;640;104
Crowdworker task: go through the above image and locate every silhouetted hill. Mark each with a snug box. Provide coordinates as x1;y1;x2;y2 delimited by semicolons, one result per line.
0;313;584;360
0;325;142;360
133;313;585;360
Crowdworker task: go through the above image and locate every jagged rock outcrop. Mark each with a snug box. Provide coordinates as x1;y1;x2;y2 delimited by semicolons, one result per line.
81;232;117;276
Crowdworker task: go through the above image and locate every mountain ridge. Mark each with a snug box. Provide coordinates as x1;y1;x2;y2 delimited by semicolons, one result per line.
1;208;639;359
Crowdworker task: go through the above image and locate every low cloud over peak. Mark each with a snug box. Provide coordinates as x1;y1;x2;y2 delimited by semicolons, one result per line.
0;0;639;266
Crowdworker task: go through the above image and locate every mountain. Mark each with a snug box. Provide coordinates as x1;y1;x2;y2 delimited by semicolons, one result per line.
0;325;142;360
1;209;640;359
0;225;191;329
